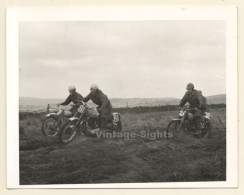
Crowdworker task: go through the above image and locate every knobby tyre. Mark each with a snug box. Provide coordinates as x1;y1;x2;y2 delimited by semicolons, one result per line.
166;120;182;138
201;120;211;139
115;121;123;132
41;116;61;137
59;120;78;144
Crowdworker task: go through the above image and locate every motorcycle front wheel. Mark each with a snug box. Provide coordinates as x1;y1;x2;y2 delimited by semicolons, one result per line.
41;116;61;136
59;120;78;144
166;120;182;138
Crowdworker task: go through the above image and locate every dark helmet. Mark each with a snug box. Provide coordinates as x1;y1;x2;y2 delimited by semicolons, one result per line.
186;83;194;90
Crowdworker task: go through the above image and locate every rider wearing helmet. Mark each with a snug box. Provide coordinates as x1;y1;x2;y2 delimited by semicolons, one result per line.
179;83;208;129
58;85;84;114
179;83;207;111
198;90;207;110
83;84;113;131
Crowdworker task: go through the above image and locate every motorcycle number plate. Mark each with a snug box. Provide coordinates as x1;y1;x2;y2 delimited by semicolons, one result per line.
78;105;85;113
113;113;120;122
205;112;211;119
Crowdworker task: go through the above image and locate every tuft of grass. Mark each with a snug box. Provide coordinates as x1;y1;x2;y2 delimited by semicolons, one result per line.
19;108;226;184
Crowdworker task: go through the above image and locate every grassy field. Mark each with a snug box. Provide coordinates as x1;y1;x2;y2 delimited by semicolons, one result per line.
19;108;226;184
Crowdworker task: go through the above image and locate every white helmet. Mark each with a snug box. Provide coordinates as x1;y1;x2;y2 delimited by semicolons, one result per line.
90;84;99;90
68;85;76;92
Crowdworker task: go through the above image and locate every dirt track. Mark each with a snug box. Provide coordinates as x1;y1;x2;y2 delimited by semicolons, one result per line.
19;109;226;184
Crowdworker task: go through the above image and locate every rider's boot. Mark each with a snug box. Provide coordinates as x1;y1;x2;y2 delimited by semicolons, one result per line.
90;128;100;134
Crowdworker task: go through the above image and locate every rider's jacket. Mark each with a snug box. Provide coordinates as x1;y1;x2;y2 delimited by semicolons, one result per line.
83;89;112;116
60;91;84;106
179;89;207;110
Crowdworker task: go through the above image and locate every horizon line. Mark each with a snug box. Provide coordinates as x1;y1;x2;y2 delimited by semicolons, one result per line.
19;93;226;100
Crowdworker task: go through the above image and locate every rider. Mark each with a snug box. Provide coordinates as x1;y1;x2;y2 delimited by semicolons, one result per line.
198;90;208;111
83;84;113;131
179;83;207;129
58;85;84;115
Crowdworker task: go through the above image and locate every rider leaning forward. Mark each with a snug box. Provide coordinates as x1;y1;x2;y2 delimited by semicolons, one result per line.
58;85;84;115
83;84;113;131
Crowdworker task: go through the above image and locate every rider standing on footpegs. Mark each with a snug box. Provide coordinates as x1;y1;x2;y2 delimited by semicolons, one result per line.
179;83;208;131
83;84;113;131
58;85;84;115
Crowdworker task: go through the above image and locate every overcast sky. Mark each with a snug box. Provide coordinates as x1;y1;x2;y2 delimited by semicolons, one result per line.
19;21;225;99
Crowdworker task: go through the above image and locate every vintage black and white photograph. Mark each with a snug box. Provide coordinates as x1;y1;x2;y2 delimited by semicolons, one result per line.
7;7;237;188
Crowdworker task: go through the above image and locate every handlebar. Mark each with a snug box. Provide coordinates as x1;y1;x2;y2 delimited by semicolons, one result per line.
178;106;188;110
75;100;86;105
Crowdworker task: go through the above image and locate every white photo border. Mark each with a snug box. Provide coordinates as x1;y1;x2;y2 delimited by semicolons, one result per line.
7;7;237;188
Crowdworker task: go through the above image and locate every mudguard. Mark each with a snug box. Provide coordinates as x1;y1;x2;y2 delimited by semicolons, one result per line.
46;113;58;117
69;117;79;121
172;119;181;121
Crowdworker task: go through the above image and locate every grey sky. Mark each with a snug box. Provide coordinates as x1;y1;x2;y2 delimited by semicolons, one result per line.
19;21;225;99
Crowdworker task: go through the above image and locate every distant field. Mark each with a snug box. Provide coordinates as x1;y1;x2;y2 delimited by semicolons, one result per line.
19;94;226;111
19;108;226;184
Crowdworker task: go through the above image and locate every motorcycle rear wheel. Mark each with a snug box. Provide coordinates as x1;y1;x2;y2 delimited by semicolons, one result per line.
59;120;78;144
200;120;211;139
115;121;122;132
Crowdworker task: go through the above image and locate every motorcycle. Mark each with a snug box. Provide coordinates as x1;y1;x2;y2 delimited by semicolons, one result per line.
41;106;72;136
58;101;123;144
166;107;211;138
